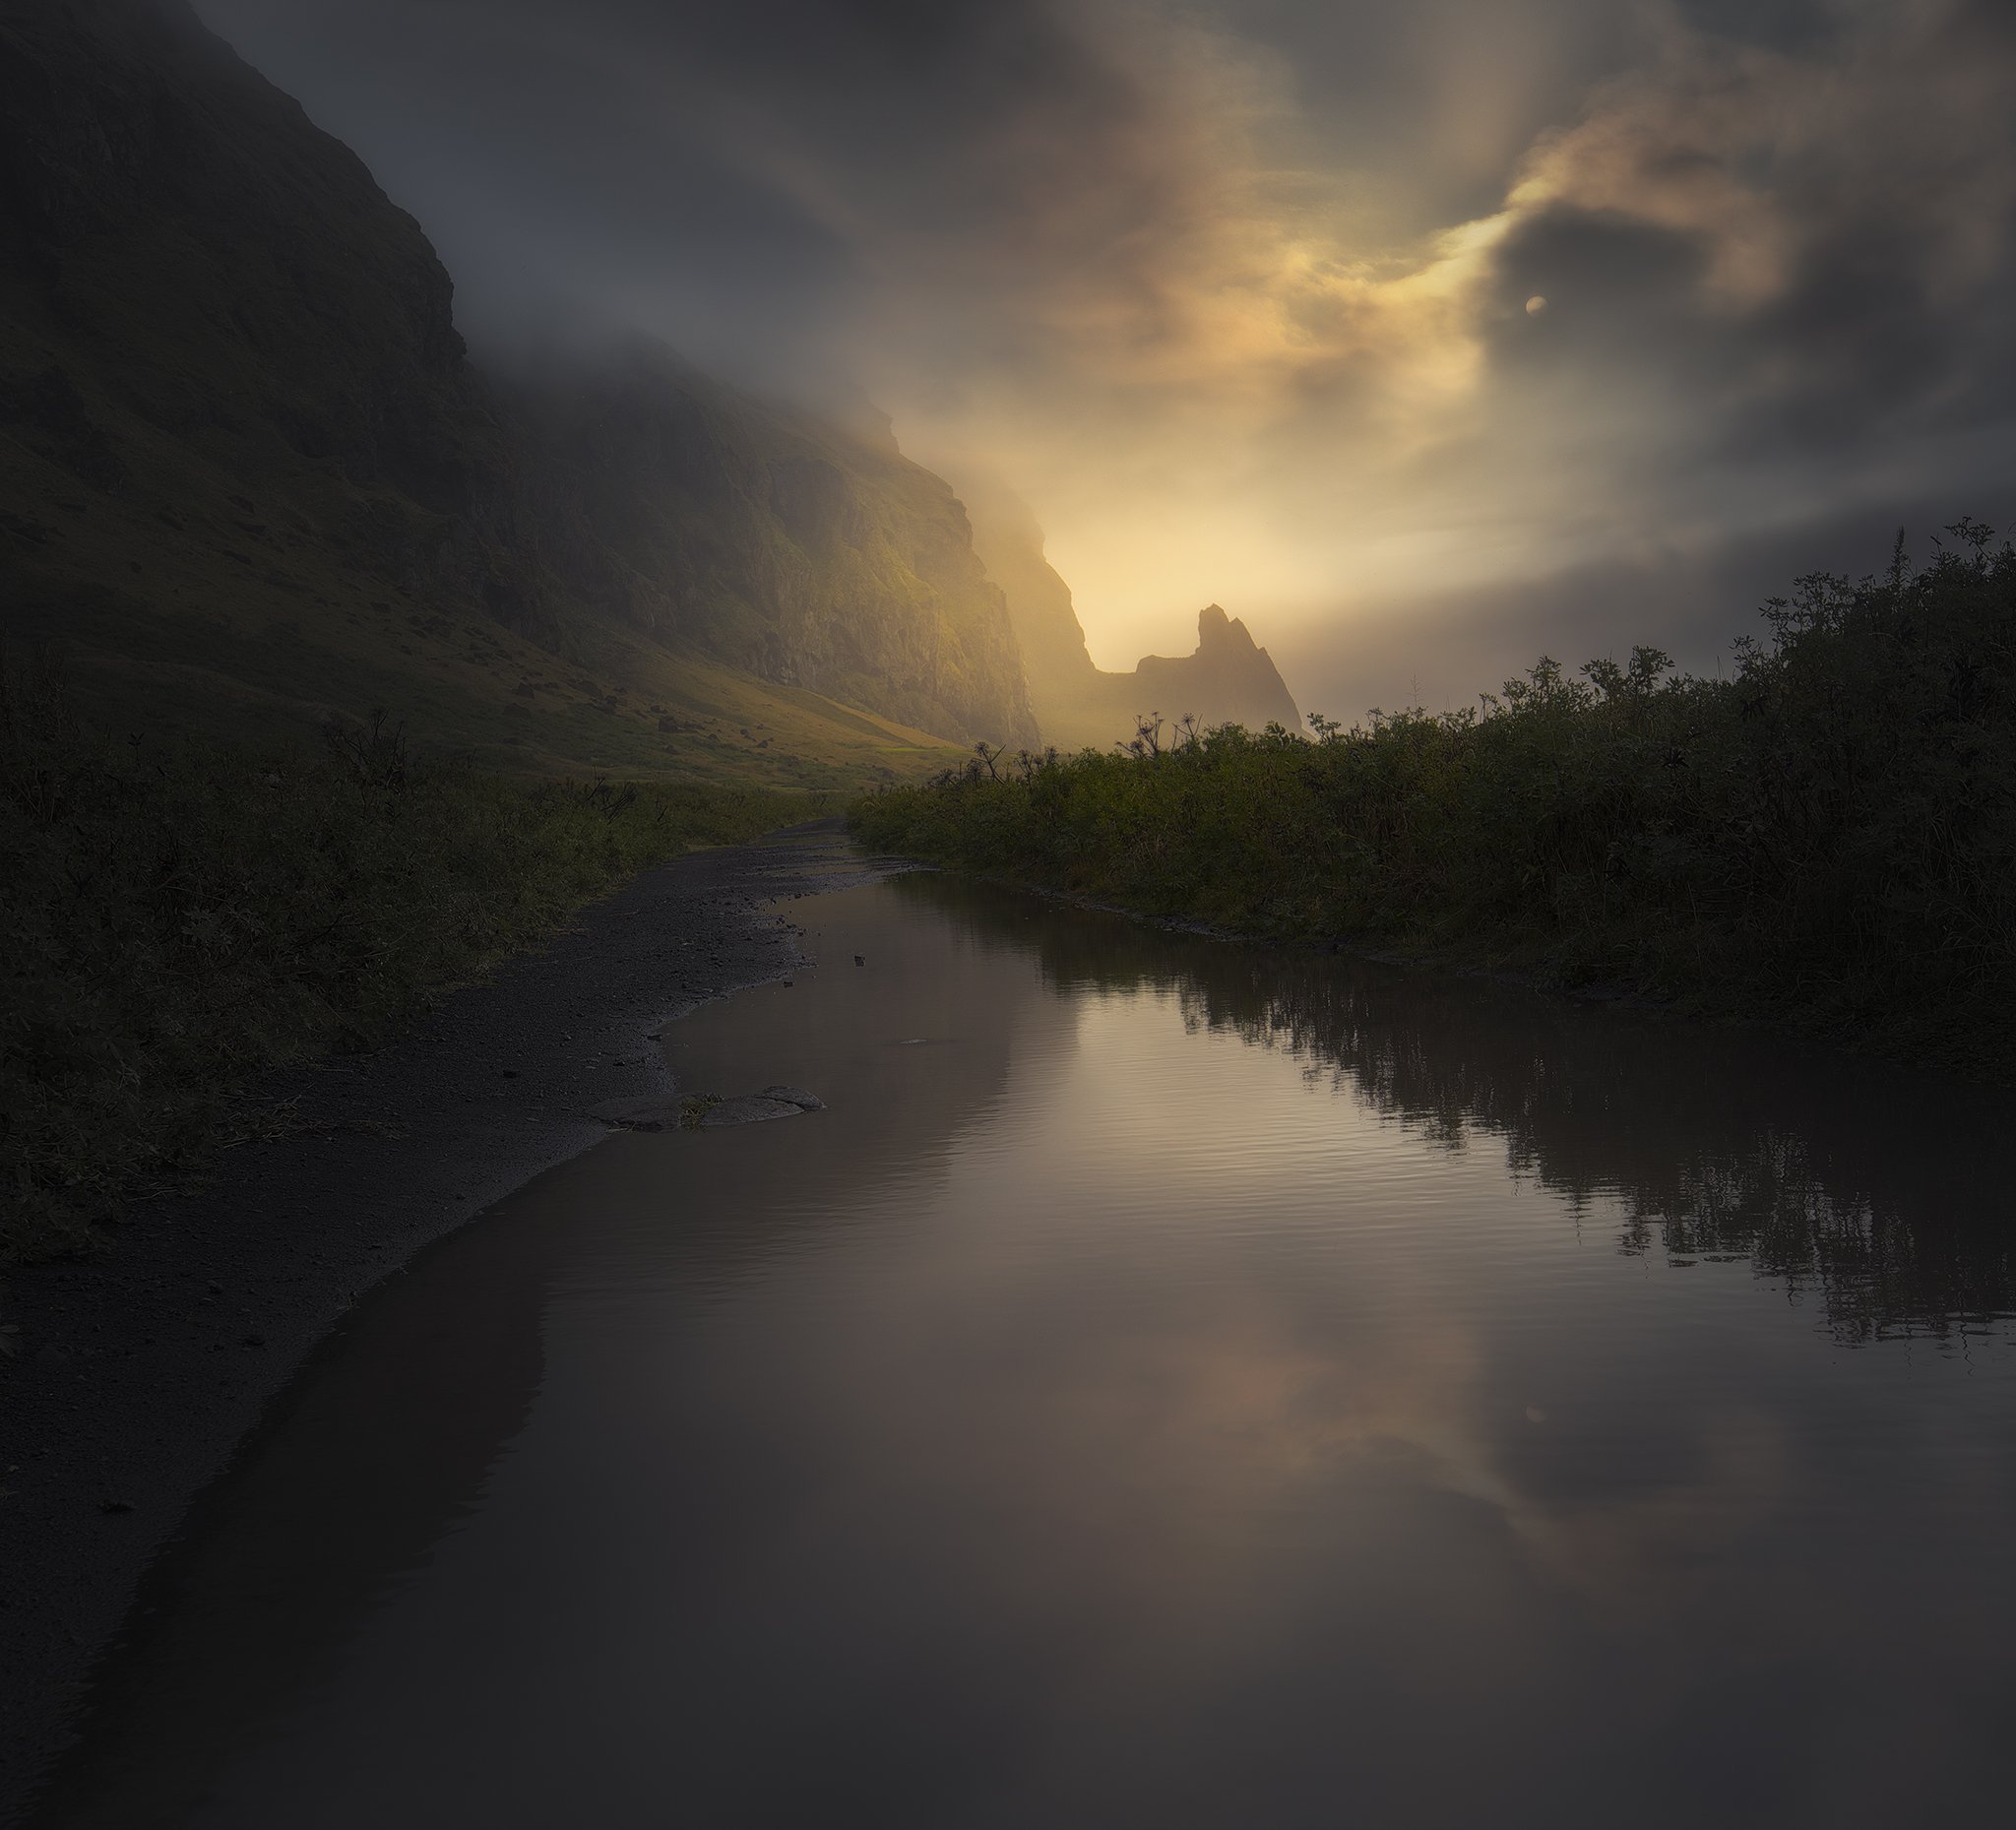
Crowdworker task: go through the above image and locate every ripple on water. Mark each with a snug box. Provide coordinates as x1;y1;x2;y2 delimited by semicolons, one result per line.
26;874;2016;1830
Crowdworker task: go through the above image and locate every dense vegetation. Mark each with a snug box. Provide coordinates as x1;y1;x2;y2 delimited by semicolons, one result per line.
853;525;2016;1072
1;654;821;1260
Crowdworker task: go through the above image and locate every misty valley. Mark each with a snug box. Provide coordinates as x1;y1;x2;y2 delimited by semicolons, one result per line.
5;0;2016;1823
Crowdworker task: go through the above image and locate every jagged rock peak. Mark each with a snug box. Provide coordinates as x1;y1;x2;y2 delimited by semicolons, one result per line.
1194;603;1252;648
956;474;1301;750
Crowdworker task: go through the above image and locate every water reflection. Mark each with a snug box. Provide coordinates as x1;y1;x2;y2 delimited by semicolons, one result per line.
28;874;2016;1829
900;874;2016;1343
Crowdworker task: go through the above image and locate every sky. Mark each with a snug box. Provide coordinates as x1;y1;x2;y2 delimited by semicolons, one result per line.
198;0;2016;716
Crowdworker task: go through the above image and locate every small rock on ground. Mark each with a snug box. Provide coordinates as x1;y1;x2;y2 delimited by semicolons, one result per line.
589;1098;684;1131
700;1096;806;1127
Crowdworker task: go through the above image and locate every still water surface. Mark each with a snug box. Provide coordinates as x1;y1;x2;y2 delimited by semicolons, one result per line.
34;874;2016;1827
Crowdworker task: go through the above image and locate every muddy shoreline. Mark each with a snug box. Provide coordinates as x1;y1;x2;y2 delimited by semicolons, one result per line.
0;820;890;1822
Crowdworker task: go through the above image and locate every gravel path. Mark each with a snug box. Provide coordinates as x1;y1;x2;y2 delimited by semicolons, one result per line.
0;819;890;1821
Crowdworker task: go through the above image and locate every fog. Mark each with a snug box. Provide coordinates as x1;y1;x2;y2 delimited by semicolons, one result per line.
197;0;2016;710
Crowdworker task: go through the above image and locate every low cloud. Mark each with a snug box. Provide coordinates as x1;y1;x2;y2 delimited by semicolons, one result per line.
198;0;2016;686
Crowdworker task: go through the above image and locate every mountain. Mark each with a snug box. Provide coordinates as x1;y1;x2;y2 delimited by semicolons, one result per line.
0;0;1029;779
516;351;1037;750
1135;603;1305;736
962;485;1301;751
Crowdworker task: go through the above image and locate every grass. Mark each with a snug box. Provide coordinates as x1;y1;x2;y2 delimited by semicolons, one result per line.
852;523;2016;1074
1;651;825;1262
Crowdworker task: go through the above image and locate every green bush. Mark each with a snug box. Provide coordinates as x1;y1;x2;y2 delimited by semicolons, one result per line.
853;524;2016;1070
1;658;821;1259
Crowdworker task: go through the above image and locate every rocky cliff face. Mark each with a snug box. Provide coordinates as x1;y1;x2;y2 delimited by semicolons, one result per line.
0;0;488;507
959;485;1097;694
1;0;524;605
0;0;1034;758
517;349;1037;748
1134;603;1302;735
964;486;1300;750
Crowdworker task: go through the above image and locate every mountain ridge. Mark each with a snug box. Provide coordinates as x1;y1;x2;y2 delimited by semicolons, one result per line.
1;0;1288;776
0;0;1026;776
514;344;1037;749
960;482;1301;750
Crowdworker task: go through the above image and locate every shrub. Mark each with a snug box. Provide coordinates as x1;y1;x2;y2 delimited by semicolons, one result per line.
853;525;2016;1070
0;657;820;1259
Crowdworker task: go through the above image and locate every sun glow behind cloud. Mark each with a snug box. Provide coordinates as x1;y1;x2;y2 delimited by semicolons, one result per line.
201;0;2016;693
862;1;2016;667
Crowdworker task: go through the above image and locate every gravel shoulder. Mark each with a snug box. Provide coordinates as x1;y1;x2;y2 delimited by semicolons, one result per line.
0;818;888;1820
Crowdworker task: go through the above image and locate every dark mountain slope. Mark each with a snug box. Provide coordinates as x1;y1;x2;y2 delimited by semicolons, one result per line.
520;351;1038;749
0;0;1024;773
0;0;498;514
0;0;542;735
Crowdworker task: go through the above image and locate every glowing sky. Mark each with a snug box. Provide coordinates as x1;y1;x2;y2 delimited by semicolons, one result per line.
200;0;2016;714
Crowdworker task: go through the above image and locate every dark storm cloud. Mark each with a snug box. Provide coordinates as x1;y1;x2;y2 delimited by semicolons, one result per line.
1491;5;2016;452
1428;0;2016;605
194;0;2016;682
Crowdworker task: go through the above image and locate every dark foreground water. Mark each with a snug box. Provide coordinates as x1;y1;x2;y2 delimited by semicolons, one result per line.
31;876;2016;1828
